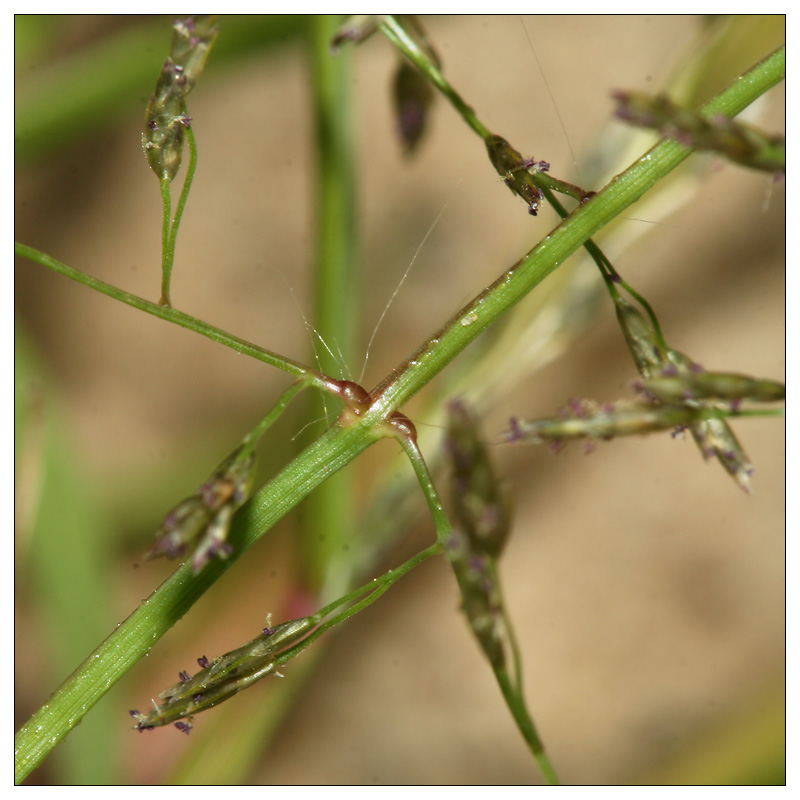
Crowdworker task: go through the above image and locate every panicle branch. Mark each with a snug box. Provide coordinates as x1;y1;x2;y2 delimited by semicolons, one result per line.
613;89;785;174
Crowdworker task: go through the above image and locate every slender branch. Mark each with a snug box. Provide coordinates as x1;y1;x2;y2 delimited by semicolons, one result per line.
14;241;327;388
159;178;172;305
159;126;199;306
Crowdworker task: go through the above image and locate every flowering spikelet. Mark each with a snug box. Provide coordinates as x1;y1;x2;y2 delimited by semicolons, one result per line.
612;294;669;379
638;369;785;406
445;400;513;668
505;356;783;492
146;446;257;572
663;350;763;494
169;16;218;94
142;58;191;182
446;399;512;558
613;90;785;174
485;134;545;216
142;16;218;182
393;59;435;155
505;398;707;446
604;286;783;493
131;616;316;732
388;16;440;156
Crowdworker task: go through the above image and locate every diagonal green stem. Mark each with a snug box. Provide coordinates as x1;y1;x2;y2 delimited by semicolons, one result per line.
13;44;784;783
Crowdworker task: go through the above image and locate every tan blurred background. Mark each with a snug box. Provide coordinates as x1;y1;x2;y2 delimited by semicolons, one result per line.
15;15;784;784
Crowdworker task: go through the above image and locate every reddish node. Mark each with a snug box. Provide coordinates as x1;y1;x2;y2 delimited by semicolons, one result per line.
388;412;417;444
331;380;371;415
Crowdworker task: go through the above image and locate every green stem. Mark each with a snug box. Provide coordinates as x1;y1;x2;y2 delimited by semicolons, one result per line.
14;241;328;389
159;178;172;305
541;184;670;349
395;431;452;545
494;665;560;785
279;542;443;666
302;14;361;599
14;45;784;783
238;380;308;459
159;126;199;307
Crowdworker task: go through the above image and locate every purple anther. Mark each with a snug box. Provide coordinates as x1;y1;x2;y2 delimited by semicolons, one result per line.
538;160;550;172
179;671;191;683
192;693;204;703
399;102;424;144
569;397;588;418
129;709;142;718
199;481;215;507
197;655;210;669
468;554;488;575
506;417;524;443
148;120;158;131
445;531;462;552
164;540;185;559
263;627;275;637
174;721;192;735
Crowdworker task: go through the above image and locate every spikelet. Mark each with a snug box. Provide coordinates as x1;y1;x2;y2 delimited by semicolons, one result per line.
146;446;256;572
611;294;669;379
613;90;785;174
485;134;545;216
130;616;316;732
444;400;513;668
446;399;512;558
638;369;785;406
142;16;218;182
393;59;435;155
505;398;704;448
